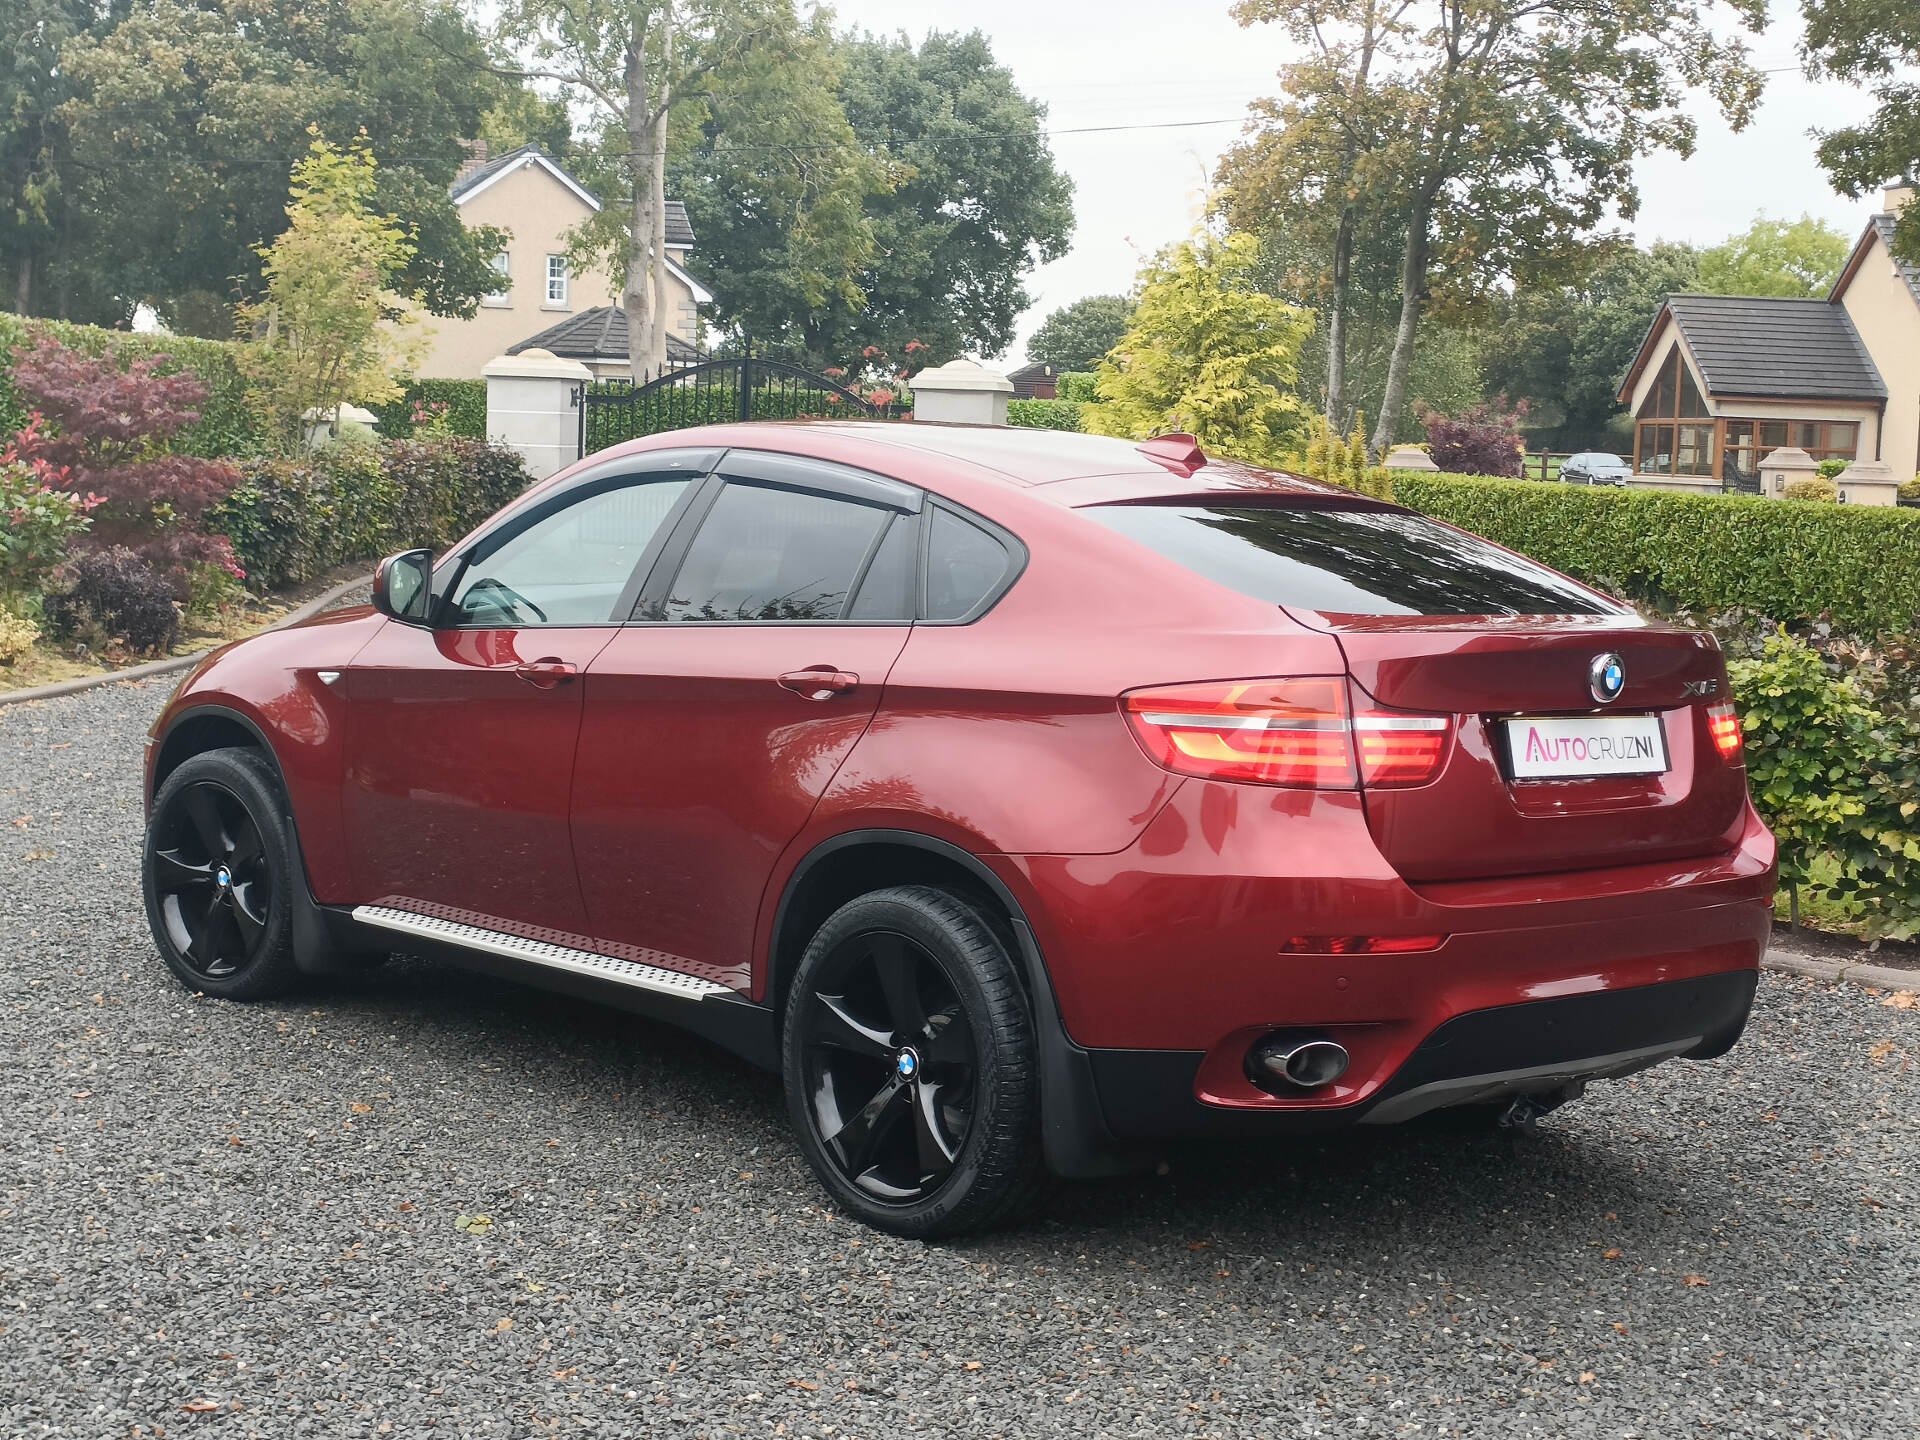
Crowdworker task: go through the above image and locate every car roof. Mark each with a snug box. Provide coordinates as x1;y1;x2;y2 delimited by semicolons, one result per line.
591;420;1352;507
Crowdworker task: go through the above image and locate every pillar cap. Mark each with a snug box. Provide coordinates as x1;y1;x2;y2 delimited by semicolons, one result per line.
484;348;593;381
909;358;1014;395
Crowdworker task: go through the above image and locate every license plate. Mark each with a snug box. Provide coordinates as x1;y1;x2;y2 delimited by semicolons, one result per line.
1500;713;1668;779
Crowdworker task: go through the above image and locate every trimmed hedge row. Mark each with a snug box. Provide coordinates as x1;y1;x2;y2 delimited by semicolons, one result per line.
580;384;902;451
0;314;265;460
1390;474;1920;637
370;378;489;440
1008;398;1083;431
211;438;532;590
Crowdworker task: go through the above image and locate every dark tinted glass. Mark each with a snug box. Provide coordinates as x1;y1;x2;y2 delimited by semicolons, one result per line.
658;482;890;622
847;514;916;622
924;508;1012;621
1085;503;1615;616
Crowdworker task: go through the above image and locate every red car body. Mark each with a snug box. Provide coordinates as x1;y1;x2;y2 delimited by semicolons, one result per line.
145;423;1775;1176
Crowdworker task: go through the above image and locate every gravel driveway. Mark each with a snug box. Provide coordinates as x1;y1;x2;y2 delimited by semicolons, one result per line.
4;675;1919;1438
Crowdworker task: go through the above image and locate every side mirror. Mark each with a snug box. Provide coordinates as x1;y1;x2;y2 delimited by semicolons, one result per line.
373;549;434;624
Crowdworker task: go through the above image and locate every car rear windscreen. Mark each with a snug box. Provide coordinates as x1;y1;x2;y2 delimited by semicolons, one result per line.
1083;502;1617;616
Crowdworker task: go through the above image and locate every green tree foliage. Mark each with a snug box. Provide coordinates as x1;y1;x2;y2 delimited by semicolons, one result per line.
1698;214;1852;297
1083;230;1312;466
1801;0;1920;268
1027;295;1132;372
239;135;420;451
817;30;1073;364
1226;0;1766;458
1481;240;1701;446
655;12;895;358
54;0;508;332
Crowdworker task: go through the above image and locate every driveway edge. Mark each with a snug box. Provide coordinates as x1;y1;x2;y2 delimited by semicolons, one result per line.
1764;950;1918;993
0;574;369;708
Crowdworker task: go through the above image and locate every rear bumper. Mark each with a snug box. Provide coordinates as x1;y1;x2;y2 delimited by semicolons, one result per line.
1082;968;1757;1138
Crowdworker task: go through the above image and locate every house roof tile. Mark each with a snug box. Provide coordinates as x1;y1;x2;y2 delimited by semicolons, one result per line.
507;306;704;366
1661;294;1886;402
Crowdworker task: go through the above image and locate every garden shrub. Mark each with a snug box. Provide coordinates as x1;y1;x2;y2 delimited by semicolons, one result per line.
1056;372;1099;403
1007;398;1083;431
8;335;243;594
42;547;181;657
1388;474;1920;636
214;437;532;590
1815;457;1849;480
1782;476;1838;502
1421;400;1527;477
1;418;99;605
370;378;488;439
0;314;264;460
0;607;37;665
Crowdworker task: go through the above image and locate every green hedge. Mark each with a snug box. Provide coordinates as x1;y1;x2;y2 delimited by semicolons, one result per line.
1390;474;1920;636
211;438;532;590
580;384;902;452
1056;372;1098;403
370;378;489;440
1008;398;1083;431
0;314;265;460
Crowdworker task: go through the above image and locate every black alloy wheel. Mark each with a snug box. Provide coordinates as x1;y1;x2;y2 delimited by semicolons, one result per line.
143;747;301;999
783;885;1046;1237
798;929;978;1201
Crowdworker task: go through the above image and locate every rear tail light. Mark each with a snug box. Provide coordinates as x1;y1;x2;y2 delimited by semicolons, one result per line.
1122;679;1450;789
1281;934;1445;955
1705;702;1743;762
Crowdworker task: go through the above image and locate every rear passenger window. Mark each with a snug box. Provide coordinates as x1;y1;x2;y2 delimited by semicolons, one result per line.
847;515;916;622
656;482;891;622
923;508;1012;621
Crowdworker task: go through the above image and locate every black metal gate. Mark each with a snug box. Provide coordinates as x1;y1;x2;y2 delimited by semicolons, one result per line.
577;351;907;458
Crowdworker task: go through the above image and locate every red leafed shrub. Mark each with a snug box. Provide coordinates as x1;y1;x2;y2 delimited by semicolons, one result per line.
42;546;181;657
8;335;243;593
1421;399;1529;479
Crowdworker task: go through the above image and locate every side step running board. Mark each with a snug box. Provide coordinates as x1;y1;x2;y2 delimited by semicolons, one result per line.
351;905;730;1002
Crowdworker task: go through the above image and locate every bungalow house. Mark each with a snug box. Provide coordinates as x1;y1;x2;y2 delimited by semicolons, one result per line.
415;143;713;380
1617;183;1920;503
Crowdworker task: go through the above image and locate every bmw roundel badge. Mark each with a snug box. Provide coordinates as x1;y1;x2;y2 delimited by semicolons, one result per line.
1589;651;1626;705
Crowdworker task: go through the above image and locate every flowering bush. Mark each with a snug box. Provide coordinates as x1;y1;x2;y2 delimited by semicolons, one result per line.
8;335;243;595
409;399;458;440
2;417;101;604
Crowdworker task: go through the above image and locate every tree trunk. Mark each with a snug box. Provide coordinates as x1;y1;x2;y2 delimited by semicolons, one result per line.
1369;185;1434;459
1326;205;1353;428
13;253;30;316
647;9;674;375
622;22;658;382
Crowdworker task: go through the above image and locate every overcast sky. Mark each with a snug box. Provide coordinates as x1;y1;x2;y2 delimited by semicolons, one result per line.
823;0;1894;364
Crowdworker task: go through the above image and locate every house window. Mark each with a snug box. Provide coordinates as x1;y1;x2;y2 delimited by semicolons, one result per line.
1634;348;1716;476
1722;419;1859;485
483;252;510;307
545;255;569;307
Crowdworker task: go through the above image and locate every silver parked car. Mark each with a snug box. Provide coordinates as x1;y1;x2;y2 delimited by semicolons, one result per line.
1561;452;1631;485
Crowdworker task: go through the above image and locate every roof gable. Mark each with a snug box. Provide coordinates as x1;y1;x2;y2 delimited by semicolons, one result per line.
1618;294;1885;404
1831;215;1920;313
507;305;705;365
450;146;696;246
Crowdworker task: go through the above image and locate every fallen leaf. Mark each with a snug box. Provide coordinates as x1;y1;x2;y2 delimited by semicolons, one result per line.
964;1361;983;1371
1871;1040;1896;1063
1187;1241;1211;1251
552;1368;576;1379
1682;1273;1710;1288
26;848;54;861
1579;1371;1595;1384
10;816;29;828
70;1090;91;1099
349;1102;372;1115
454;1213;493;1236
491;1317;513;1334
1602;1248;1622;1260
788;1379;819;1391
181;1399;220;1412
1612;1322;1628;1335
1883;991;1918;1010
397;1202;414;1212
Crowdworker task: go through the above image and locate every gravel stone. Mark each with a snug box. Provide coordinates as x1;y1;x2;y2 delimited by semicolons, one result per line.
4;675;1919;1437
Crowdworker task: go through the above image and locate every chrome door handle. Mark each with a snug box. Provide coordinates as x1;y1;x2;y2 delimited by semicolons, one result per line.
777;668;859;700
516;658;578;689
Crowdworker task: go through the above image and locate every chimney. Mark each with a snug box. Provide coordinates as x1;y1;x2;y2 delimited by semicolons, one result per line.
455;138;490;184
1884;179;1916;216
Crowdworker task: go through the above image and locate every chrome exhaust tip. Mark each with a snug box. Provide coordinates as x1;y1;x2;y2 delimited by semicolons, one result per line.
1254;1032;1351;1090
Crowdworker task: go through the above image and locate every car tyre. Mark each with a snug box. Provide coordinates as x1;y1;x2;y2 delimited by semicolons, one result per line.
142;747;303;1001
783;884;1047;1238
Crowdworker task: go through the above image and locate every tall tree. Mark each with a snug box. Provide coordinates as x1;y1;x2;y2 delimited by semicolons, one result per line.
1027;295;1132;372
55;0;508;333
1228;0;1765;458
1800;0;1920;265
1698;214;1851;297
1082;229;1312;466
499;0;802;374
1481;239;1700;446
817;30;1073;363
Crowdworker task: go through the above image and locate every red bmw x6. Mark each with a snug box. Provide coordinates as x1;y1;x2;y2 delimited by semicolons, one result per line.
142;424;1776;1235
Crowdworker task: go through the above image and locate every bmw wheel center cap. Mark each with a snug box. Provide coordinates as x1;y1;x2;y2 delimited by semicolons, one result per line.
895;1047;920;1080
215;866;233;889
1589;652;1626;705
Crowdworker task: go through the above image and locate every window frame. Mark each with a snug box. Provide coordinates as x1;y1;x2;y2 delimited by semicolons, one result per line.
545;254;569;307
628;453;923;626
483;251;511;307
916;498;1029;626
429;448;722;629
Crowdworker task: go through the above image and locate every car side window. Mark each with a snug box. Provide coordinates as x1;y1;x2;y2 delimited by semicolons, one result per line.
449;477;693;627
846;514;918;622
923;506;1014;621
651;482;895;623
